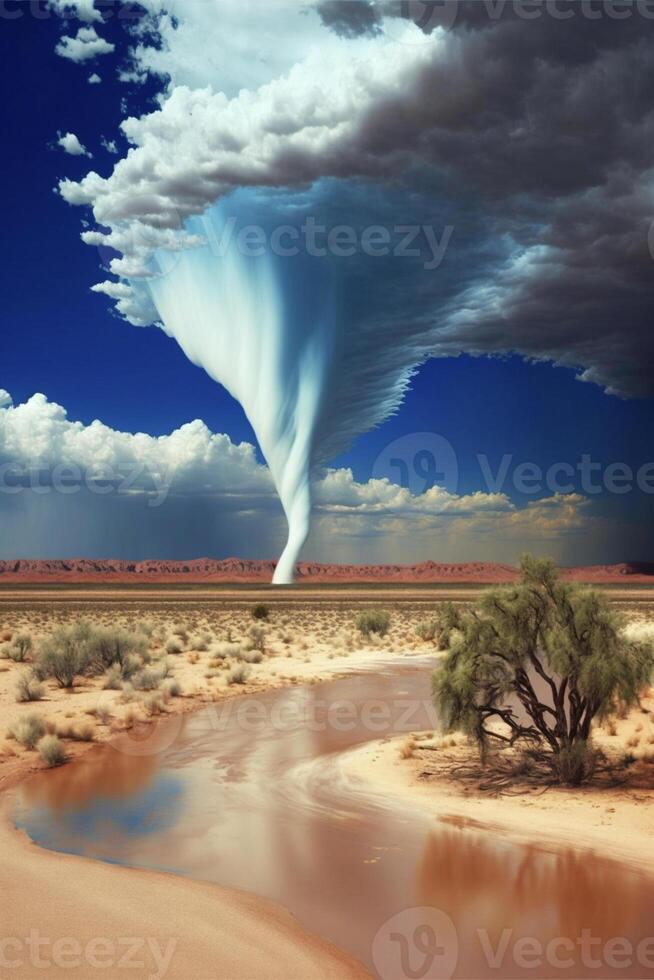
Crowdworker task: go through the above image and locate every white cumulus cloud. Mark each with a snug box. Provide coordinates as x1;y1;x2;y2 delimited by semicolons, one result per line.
0;390;593;564
57;131;91;157
88;72;102;84
55;25;115;63
49;0;102;22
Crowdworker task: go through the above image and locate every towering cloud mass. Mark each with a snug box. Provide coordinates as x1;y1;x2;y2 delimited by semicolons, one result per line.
58;0;654;578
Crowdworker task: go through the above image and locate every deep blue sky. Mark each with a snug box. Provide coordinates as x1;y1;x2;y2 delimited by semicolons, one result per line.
1;5;652;562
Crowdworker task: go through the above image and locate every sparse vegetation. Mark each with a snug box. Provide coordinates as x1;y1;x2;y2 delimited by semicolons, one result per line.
131;664;169;691
35;623;94;688
252;603;269;621
7;633;33;662
10;712;46;749
86;627;148;675
356;608;391;637
37;734;67;768
415;619;441;643
248;625;266;652
227;664;251;685
15;672;44;703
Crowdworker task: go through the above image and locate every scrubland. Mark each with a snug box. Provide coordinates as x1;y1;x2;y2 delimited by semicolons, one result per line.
0;595;436;785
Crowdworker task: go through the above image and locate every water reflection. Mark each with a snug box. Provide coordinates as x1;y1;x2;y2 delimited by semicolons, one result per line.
14;665;654;978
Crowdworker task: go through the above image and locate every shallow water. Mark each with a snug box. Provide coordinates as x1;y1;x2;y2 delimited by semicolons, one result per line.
15;661;654;979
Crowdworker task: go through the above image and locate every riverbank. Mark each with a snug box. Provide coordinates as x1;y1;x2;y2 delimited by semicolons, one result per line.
0;799;368;980
0;599;434;979
344;717;654;877
2;593;653;977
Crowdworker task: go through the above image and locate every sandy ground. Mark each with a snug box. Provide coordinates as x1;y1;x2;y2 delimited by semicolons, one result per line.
0;802;367;980
1;593;653;977
0;597;434;980
0;600;432;786
344;705;654;877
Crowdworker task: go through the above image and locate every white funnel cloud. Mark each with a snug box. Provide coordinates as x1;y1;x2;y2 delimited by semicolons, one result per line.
139;193;425;582
147;200;337;583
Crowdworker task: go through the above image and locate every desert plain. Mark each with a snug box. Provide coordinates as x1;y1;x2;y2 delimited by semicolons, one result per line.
0;577;653;979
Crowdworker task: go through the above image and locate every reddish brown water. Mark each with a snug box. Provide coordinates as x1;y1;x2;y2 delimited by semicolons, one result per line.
14;661;654;979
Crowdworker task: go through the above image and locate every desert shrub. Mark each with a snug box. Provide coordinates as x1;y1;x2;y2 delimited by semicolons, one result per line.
165;639;183;655
248;625;266;652
214;641;245;659
8;634;32;662
87;627;148;675
15;672;44;703
415;619;440;643
226;664;251;685
37;734;67;768
58;721;95;742
356;609;391;637
252;604;269;621
241;649;263;664
163;679;182;697
102;665;123;690
90;703;112;725
555;742;597;787
190;635;209;652
10;712;46;749
134;619;155;638
131;665;168;691
142;692;166;715
35;623;94;688
433;555;654;785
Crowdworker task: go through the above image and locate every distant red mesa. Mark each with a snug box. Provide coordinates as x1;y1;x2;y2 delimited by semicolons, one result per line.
0;559;652;584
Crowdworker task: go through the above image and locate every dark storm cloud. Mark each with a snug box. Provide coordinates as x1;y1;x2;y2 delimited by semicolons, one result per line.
313;1;654;397
314;0;382;36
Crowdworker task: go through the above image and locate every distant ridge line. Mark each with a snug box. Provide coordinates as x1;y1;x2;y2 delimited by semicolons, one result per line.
0;559;652;584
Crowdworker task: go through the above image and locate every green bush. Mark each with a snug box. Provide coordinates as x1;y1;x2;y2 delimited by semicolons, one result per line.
15;672;44;703
86;627;148;675
131;665;168;691
8;634;32;662
227;664;251;685
248;625;266;652
556;742;597;787
433;555;654;784
415;619;439;643
35;623;94;688
10;712;46;749
252;603;270;621
356;608;391;637
37;734;67;768
102;665;123;690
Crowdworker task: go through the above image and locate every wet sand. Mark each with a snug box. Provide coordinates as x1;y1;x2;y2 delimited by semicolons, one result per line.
0;803;368;980
14;663;654;979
